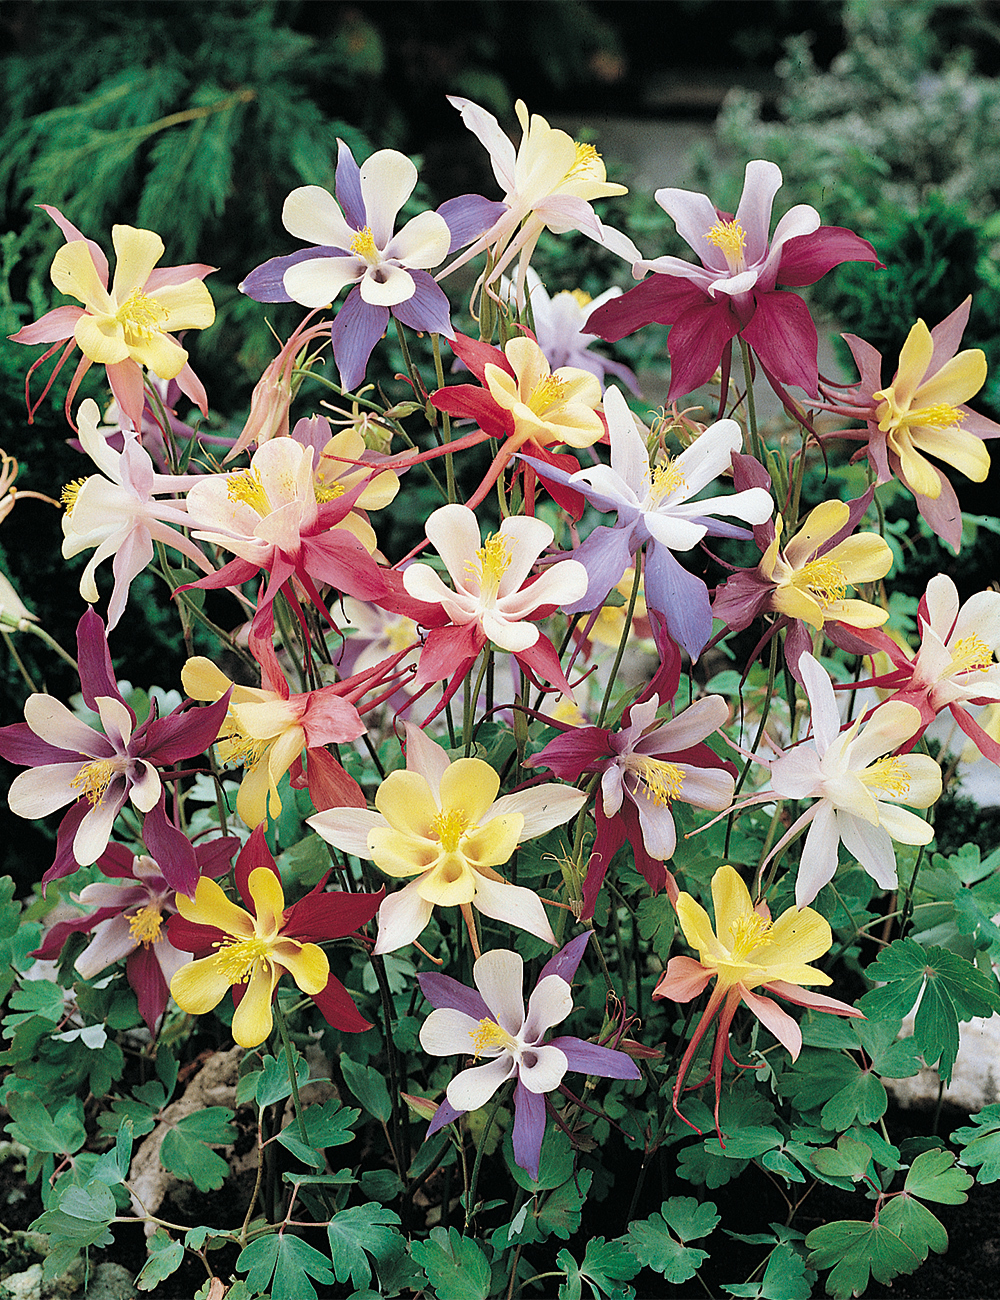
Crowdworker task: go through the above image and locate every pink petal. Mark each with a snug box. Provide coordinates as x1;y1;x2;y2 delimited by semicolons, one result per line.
741;986;802;1059
652;955;712;1003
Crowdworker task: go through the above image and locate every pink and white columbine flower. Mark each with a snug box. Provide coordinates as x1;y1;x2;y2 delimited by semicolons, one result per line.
418;934;640;1180
61;398;215;629
766;652;942;906
400;502;587;697
586;160;880;401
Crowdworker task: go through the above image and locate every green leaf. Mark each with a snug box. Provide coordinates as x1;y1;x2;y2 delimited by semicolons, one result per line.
722;1242;814;1299
858;939;1000;1082
255;1050;310;1107
953;1103;1000;1182
359;1168;404;1202
806;1218;923;1298
903;1147;972;1204
557;1237;640;1300
237;1232;335;1300
159;1107;236;1192
704;1127;783;1160
326;1204;402;1290
275;1098;359;1166
135;1229;184;1291
508;1124;575;1191
819;1069;887;1131
625;1198;718;1285
31;1178;117;1274
676;1140;749;1189
5;1092;85;1155
339;1052;392;1124
635;894;676;963
410;1226;491;1300
879;1195;948;1265
811;1136;874;1184
536;1169;593;1241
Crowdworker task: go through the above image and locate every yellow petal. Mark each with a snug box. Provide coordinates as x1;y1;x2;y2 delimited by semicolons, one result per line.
232;697;299;741
783;500;848;568
772;585;825;629
823;598;889;628
236;757;276;829
74;313;130;366
170;954;232;1014
374;770;439;838
273;938;329;996
51;241;113;313
764;904;833;972
247;867;286;937
892;437;942;499
129;329;188;380
176;876;255;938
368;827;438;877
913;348;987;409
417;855;478;906
110;226;164;297
892;320;934;409
151;279;216;331
460;814;523;870
676;892;725;962
438;758;501;826
910;425;990;484
182;657;233;702
230;959;280;1047
826;533;893;583
711;865;754;946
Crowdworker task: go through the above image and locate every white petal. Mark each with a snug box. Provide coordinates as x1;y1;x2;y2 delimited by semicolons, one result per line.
419;1007;485;1057
75;916;134;978
487;784;586;840
446;1055;516;1112
838;810;898;888
22;694;107;758
73;791;125;866
424;503;482;590
282;185;355;248
473;949;525;1034
283;257;362;309
359;150;418;247
523;974;573;1042
307;808;383;857
127;760;161;813
384;210;451;270
473;875;556;946
517;1042;568;1094
359;263;416;308
402;722;450;799
8;763;86;818
798;653;841;754
94;695;133;752
372;882;433;954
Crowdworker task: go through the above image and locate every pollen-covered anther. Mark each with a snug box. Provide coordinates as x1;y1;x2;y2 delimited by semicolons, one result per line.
648;457;688;502
565;141;603;181
908;402;965;430
213;935;272;984
729;911;773;961
705;219;748;269
128;904;164;946
795;557;849;605
634;756;685;807
61;477;89;515
70;758;118;806
116;287;168;343
528;374;567;414
861;755;912;799
467;532;512;599
314;477;347;504
470;1017;516;1058
217;726;269;770
226;468;271;515
350;225;379;262
432;807;470;853
949;634;993;675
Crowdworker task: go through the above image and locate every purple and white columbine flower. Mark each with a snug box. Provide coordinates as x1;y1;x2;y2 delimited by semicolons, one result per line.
525;385;773;658
0;609;230;892
418;934;639;1181
240;140;455;391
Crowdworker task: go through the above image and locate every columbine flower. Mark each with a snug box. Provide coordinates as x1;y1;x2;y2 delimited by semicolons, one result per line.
652;864;862;1137
418;935;639;1180
400;502;587;698
586;159;880;401
525;385;773;659
712;497;893;678
820;300;1000;552
60;398;215;629
766;652;942;906
30;838;238;1032
291;414;400;555
240;140;453;391
0;609;230;892
437;97;635;306
10;206;215;429
864;574;1000;766
181;651;365;830
530;693;736;918
168;827;382;1047
308;723;585;956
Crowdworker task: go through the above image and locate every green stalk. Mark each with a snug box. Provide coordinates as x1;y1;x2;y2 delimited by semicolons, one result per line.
596;559;642;729
431;333;457;504
272;998;308;1145
466;1081;511;1232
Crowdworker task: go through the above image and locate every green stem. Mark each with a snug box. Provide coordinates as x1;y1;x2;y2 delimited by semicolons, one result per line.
739;337;763;463
725;628;780;856
431;333;457;504
1;629;40;692
464;649;491;756
466;1081;511;1231
18;621;78;670
369;952;409;1177
272;999;308;1145
596;558;642;729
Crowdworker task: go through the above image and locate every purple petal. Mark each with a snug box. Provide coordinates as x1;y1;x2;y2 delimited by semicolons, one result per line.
142;691;231;765
239;248;345;303
548;1035;641;1079
666;298;741;400
643;544;712;660
141;800;198;897
437;195;507;253
776;225;882;288
76;609;130;720
418;971;491;1020
42;800;91;889
335;139;365;229
561;524;636;616
0;722;81;767
586;275;707;343
126;942;170;1033
511;1080;546;1182
538;932;592;986
741;291;819;397
914;470;963;553
332;287;389;392
426;1096;466;1137
581;807;627;921
391;270;454;337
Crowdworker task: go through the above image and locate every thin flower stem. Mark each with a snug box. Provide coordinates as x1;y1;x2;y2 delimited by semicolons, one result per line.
18;621;78;670
465;649;491;756
466;1080;511;1232
431;333;457;504
726;628;780;856
369;951;410;1177
597;557;641;729
1;630;40;693
739;337;764;463
272;998;308;1145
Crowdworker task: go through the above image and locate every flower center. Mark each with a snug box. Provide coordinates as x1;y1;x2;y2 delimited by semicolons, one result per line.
128;904;163;946
313;475;347;504
217;724;269;771
350;225;380;263
792;557;848;605
70;758;118;806
115;287;168;344
528;373;567;415
874;388;965;438
432;807;470;853
226;467;271;516
569;288;592;308
470;1018;517;1058
632;756;685;806
861;755;911;799
468;532;512;602
705;219;748;272
565;141;603;182
386;614;418;653
948;634;993;675
648;457;688;503
729;911;773;962
213;935;271;985
61;477;88;516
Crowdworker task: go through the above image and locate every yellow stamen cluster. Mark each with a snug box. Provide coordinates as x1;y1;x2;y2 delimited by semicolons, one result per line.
729;911;773;961
528;373;567;414
470;1017;514;1058
705;219;747;265
116;287;168;344
634;756;685;807
69;759;117;807
350;225;379;261
217;727;269;770
128;904;164;946
949;635;993;675
313;478;347;505
385;615;418;654
61;478;89;516
226;468;271;516
569;288;592;308
213;935;271;984
432;807;470;853
468;532;512;599
861;756;911;799
565;141;603;182
794;557;849;605
648;457;688;502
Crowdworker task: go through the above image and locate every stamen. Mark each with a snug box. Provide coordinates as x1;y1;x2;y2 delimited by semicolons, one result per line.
634;756;685;807
648;457;688;502
569;288;592;308
127;904;163;946
216;726;269;770
470;1018;514;1058
861;755;911;799
314;477;347;504
565;141;603;182
705;219;747;269
528;373;567;415
949;634;993;675
467;532;512;601
349;226;379;262
115;287;168;343
226;468;271;516
432;807;470;853
793;557;848;605
908;402;965;430
61;477;89;516
386;615;418;653
729;912;772;961
213;935;270;985
70;759;117;807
